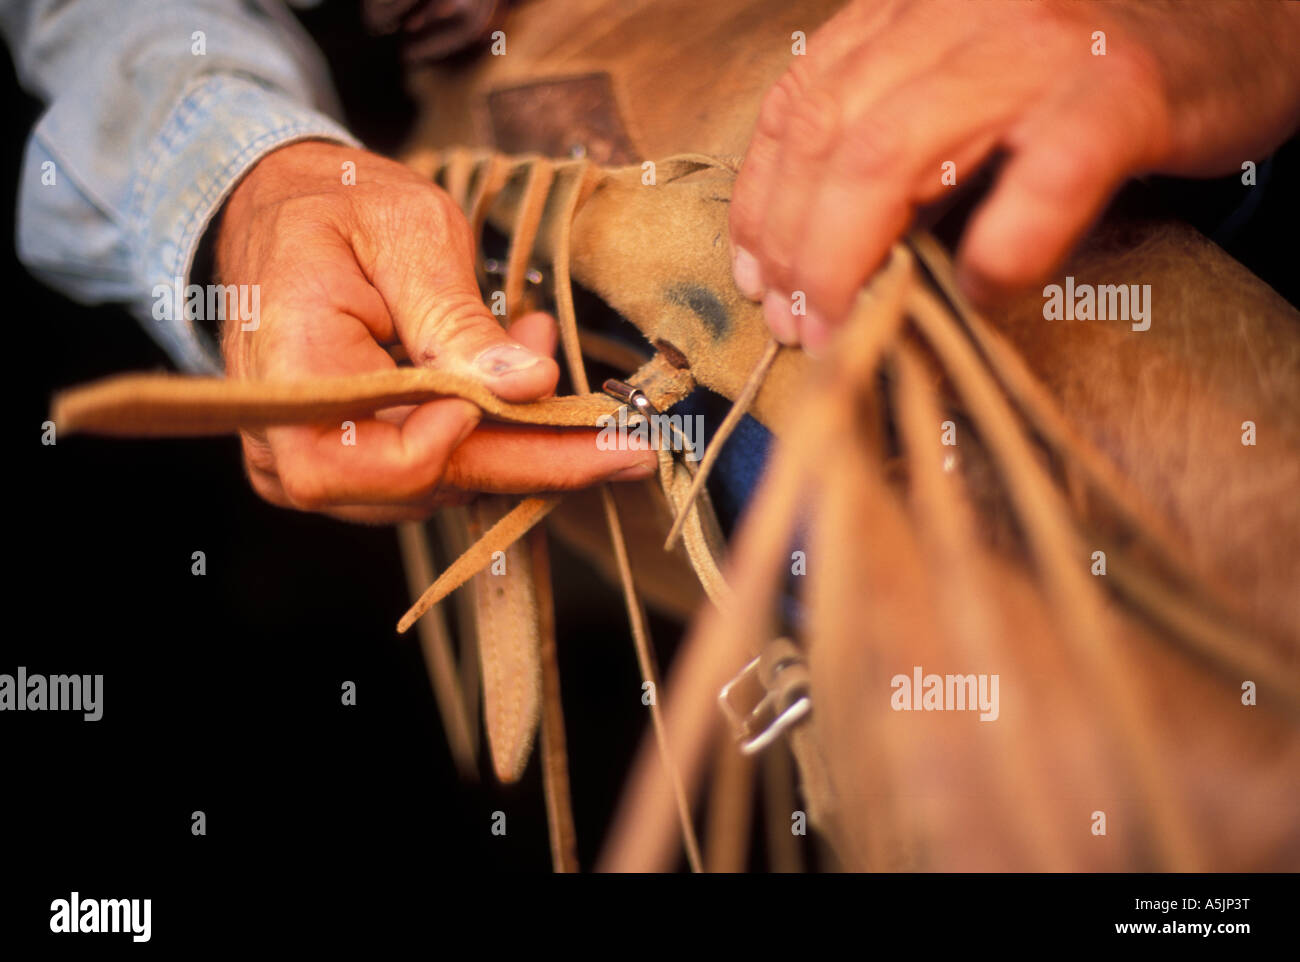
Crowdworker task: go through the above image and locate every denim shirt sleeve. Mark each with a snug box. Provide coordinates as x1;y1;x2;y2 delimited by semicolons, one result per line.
0;0;361;372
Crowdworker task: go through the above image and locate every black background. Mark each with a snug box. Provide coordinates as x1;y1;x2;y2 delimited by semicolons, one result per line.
0;0;692;899
1;0;1296;947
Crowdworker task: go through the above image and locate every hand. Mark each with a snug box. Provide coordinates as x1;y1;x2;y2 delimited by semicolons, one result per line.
215;141;654;522
729;0;1300;353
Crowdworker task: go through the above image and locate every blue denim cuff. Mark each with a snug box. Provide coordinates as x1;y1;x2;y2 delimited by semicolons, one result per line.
129;73;360;372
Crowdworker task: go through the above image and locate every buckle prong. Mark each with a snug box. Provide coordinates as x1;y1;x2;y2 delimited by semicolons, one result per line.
718;644;812;755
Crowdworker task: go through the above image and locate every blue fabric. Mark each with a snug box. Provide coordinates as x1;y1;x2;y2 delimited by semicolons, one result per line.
0;0;358;373
668;387;772;535
669;387;808;627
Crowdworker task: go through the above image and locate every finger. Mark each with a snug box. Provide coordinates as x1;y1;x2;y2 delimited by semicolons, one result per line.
751;79;841;298
802;0;909;75
308;245;399;344
749;5;958;302
442;423;657;493
761;290;801;347
354;192;559;402
792;188;911;357
729;0;909;302
730;65;801;300
249;444;477;522
267;397;480;509
224;232;398;380
507;311;559;359
254;278;487;511
253;267;403;382
955;79;1158;301
356;309;558;446
790;69;1015;339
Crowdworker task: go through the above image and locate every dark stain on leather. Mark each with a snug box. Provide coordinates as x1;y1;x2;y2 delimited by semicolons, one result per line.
486;73;638;164
666;283;729;339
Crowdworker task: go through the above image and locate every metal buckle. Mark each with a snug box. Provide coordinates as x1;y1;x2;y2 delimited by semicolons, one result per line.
718;640;811;755
601;378;660;421
601;377;702;464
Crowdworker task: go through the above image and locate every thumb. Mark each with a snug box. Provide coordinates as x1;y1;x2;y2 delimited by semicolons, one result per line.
374;202;559;403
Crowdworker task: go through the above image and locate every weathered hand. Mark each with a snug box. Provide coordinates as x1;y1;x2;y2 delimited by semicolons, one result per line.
730;0;1300;353
216;141;653;522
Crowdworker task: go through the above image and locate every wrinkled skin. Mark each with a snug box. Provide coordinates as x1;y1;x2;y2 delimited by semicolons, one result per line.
730;0;1300;354
215;141;654;522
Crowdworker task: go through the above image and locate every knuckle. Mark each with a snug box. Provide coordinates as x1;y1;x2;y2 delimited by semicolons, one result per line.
1101;50;1170;160
358;182;456;240
240;434;276;475
783;60;816;99
438;193;476;245
388;460;448;503
1022;135;1111;201
277;466;329;511
413;189;460;237
1103;44;1162;95
757;63;812;139
413;294;495;364
828;115;901;180
271;195;339;243
784;87;842;160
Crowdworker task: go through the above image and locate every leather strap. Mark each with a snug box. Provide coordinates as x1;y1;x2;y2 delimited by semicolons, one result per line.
53;367;638;437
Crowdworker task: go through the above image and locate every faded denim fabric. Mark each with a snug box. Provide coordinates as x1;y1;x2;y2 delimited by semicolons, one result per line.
0;0;359;371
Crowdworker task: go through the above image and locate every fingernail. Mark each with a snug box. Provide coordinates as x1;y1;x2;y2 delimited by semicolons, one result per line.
732;247;764;300
607;458;656;482
474;343;544;377
763;290;799;345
